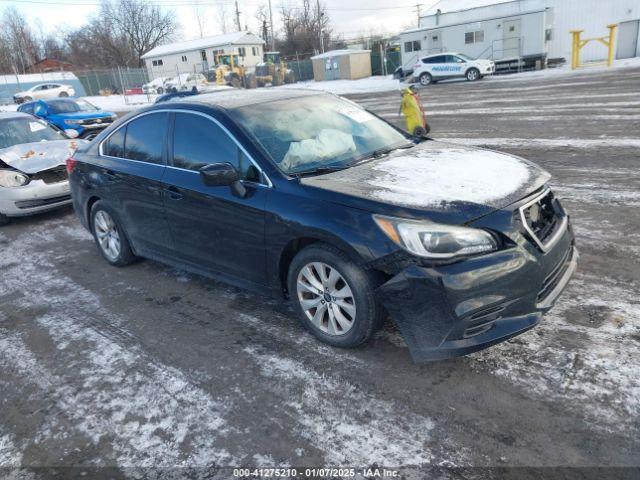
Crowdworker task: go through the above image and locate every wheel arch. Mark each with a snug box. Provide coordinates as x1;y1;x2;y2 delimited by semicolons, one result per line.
85;195;101;232
277;235;367;297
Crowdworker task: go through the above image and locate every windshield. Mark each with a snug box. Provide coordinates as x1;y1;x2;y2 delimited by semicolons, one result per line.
0;117;65;149
48;99;98;114
232;95;410;174
457;53;474;61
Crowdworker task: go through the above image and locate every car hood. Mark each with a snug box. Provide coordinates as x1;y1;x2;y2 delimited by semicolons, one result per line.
53;111;115;120
301;140;551;223
0;139;87;173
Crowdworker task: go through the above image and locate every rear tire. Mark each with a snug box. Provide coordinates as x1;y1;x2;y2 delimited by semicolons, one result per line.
466;68;480;81
90;201;137;267
156;87;164;94
287;243;383;348
419;72;432;86
59;91;69;97
0;213;10;226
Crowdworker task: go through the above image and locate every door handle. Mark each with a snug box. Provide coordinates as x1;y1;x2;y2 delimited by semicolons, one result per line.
105;170;116;181
164;186;183;200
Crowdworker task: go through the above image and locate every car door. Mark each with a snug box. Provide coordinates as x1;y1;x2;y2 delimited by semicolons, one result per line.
162;111;269;286
446;55;466;77
99;111;174;256
428;55;448;78
31;85;46;99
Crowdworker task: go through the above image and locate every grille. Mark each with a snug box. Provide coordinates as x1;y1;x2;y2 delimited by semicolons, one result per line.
30;166;68;184
463;304;505;338
537;247;573;304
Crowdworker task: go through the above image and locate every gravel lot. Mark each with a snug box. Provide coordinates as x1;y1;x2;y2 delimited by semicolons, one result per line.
1;66;639;478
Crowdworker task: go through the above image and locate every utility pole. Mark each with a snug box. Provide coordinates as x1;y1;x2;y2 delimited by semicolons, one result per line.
317;0;325;53
415;3;423;27
268;0;275;52
234;1;242;32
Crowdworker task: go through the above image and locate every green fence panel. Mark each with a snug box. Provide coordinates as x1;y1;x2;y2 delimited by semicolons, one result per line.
287;59;314;81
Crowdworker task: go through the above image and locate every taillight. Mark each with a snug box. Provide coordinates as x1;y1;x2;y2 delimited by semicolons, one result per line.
66;157;77;174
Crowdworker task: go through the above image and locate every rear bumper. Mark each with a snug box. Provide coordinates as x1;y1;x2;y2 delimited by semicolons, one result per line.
376;225;577;362
0;180;71;217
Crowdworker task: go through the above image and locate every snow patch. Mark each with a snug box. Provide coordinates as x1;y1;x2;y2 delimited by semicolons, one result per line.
244;346;468;467
0;433;22;467
369;146;530;207
439;137;640;149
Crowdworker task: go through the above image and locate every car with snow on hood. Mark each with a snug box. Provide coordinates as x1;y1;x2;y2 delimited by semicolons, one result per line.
142;77;171;95
67;89;577;362
18;98;118;140
0;112;87;226
412;53;495;85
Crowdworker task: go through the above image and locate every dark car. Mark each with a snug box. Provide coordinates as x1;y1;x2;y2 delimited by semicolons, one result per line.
18;98;117;140
67;89;577;362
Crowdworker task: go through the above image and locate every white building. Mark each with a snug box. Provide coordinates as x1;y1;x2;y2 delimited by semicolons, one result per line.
399;0;639;71
141;31;265;79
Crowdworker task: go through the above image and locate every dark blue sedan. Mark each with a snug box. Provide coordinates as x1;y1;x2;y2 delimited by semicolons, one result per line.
66;89;577;362
18;98;117;140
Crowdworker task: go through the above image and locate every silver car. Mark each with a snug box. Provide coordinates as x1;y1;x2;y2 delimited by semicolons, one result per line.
0;112;85;226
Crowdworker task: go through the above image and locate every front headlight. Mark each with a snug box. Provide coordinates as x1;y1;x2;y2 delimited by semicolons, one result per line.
0;169;29;187
373;215;498;259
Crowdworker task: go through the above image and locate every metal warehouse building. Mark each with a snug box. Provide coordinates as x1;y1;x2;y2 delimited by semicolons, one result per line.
399;0;640;71
141;31;265;80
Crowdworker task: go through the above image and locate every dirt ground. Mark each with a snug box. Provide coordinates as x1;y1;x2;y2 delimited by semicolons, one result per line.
1;66;639;479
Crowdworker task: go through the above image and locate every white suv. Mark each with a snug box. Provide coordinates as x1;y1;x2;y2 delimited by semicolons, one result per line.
13;83;76;104
412;53;495;86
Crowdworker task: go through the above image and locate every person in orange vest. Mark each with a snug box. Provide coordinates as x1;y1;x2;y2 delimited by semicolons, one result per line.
399;85;430;137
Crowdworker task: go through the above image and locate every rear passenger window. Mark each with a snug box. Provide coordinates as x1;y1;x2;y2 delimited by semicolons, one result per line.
172;112;260;182
124;113;168;164
104;127;125;158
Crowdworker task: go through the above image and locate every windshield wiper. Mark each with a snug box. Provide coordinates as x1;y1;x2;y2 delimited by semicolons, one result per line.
291;165;349;177
351;143;414;165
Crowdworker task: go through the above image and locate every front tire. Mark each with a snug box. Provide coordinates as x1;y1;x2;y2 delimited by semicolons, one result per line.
90;201;136;266
466;68;480;81
288;243;383;348
59;91;69;97
419;72;432;86
156;87;164;94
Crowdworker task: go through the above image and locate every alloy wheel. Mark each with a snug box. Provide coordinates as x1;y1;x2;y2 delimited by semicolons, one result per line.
94;210;121;261
296;262;356;336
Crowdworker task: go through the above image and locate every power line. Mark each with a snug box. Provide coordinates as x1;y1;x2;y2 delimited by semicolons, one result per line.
0;0;417;9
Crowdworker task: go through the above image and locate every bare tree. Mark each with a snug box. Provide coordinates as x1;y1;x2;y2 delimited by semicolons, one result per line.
193;4;206;38
215;2;230;34
0;7;40;73
102;0;178;66
277;0;332;57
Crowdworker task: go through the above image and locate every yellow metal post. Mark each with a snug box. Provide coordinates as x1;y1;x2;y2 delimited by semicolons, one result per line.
606;24;618;66
570;30;583;69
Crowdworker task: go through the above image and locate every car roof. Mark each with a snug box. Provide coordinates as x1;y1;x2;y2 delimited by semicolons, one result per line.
0;111;32;120
422;52;463;58
165;88;327;110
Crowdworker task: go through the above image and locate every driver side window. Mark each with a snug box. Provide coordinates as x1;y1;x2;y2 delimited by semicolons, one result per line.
172;112;262;183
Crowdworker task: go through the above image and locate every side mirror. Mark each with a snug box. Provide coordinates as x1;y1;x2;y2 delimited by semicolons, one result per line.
200;162;246;197
64;129;79;139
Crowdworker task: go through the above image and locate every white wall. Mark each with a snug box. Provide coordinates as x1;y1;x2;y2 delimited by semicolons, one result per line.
145;44;264;80
419;0;639;62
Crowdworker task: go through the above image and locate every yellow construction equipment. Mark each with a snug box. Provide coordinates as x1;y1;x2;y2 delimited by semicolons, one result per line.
214;53;246;87
570;24;618;70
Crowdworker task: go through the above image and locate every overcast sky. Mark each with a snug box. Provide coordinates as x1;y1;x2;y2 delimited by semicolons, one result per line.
4;0;440;43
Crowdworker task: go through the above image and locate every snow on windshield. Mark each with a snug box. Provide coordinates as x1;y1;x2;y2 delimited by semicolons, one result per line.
368;145;532;207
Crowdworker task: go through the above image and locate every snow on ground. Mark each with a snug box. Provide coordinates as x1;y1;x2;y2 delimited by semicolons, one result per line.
0;433;22;467
438;138;640;149
280;75;402;95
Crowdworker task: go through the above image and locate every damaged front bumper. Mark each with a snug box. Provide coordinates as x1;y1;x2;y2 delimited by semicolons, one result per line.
0;179;71;217
376;220;577;362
